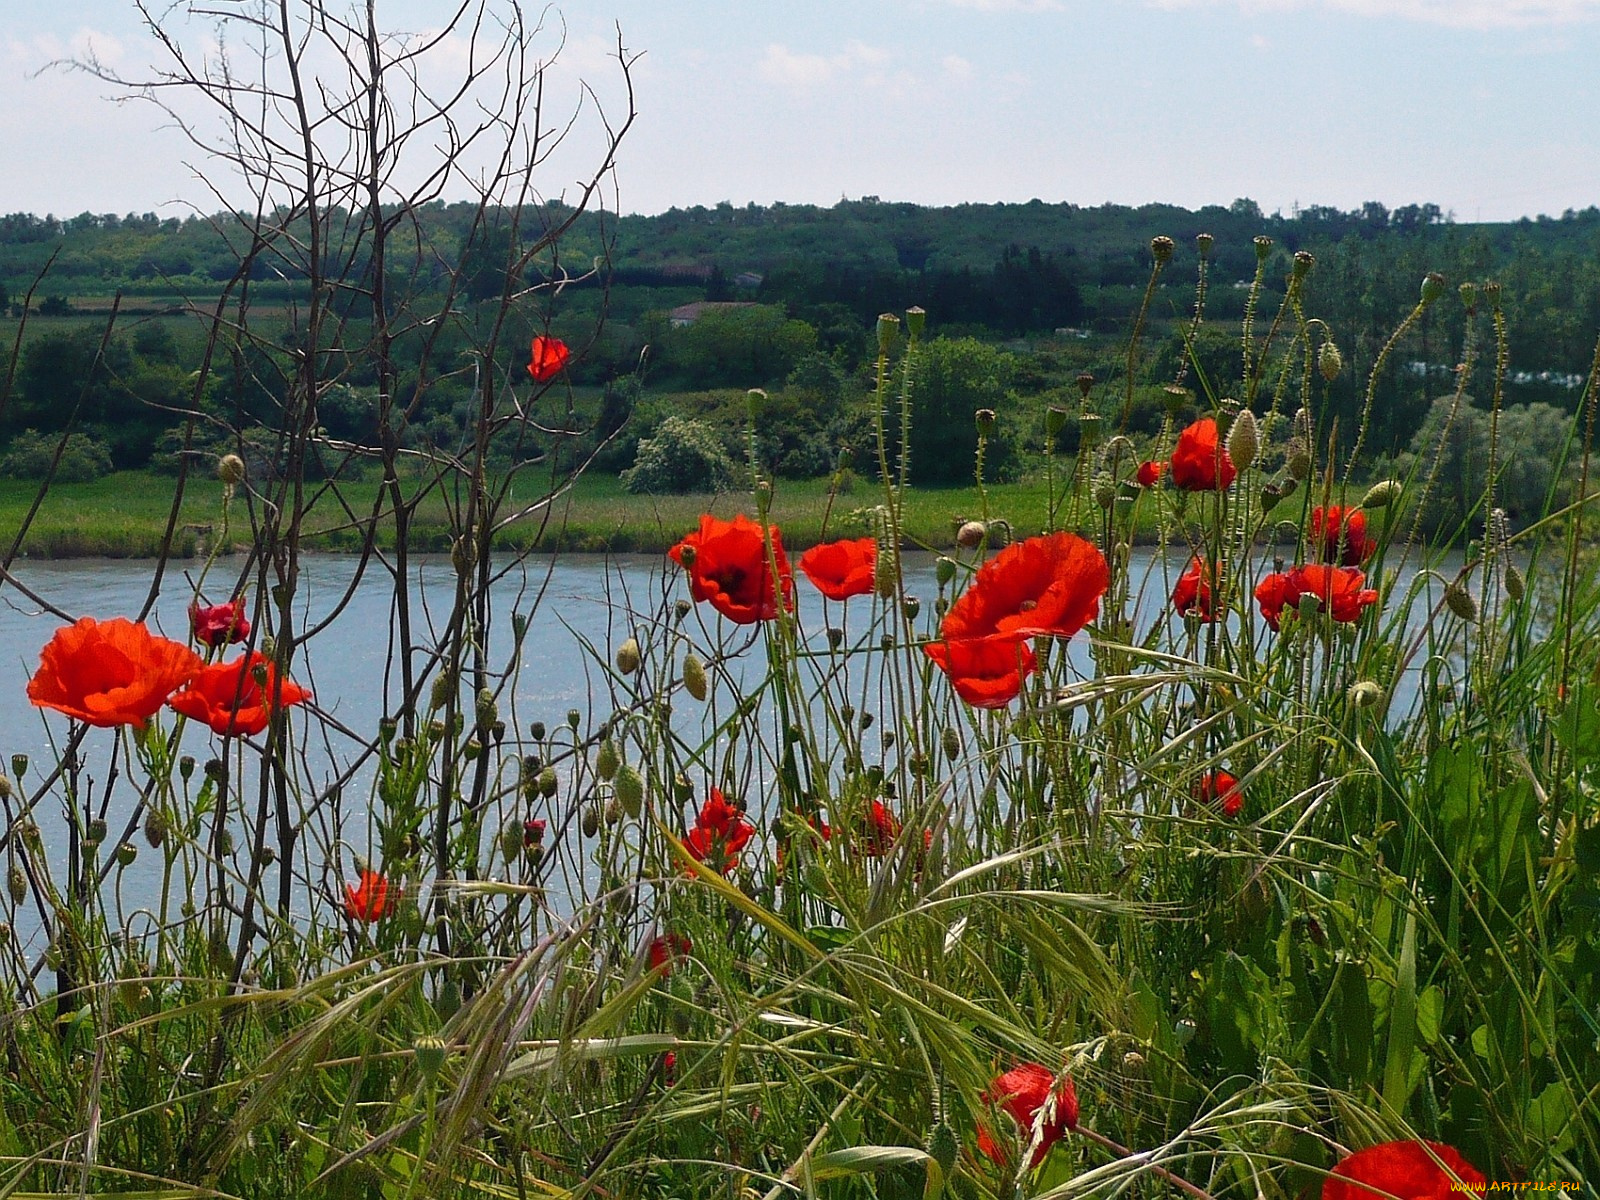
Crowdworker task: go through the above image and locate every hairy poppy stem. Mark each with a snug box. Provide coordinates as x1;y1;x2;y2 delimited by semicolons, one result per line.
1076;1126;1217;1200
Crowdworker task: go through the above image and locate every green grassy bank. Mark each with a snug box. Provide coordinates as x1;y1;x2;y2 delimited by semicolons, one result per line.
0;467;1120;558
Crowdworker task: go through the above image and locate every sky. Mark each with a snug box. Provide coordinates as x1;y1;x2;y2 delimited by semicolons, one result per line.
3;0;1599;223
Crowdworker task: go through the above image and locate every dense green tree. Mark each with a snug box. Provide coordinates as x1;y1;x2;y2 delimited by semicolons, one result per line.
899;336;1020;485
663;305;817;388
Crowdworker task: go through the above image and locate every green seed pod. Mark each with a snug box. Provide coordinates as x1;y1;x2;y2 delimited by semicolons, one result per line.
1260;483;1284;513
683;654;708;701
566;708;582;731
616;637;641;676
905;306;926;338
1094;472;1116;509
1482;280;1502;309
1227;409;1259;471
1445;580;1479;622
475;688;497;730
935;556;957;587
86;818;107;847
1162;384;1191;416
1459;281;1477;311
462;740;481;762
116;842;138;867
876;312;900;355
7;866;26;904
414;1035;448;1079
429;672;455;712
538;767;558;798
1286;442;1312;482
615;764;645;819
596;739;620;782
1150;235;1175;263
901;596;920;622
1292;249;1315;279
1078;410;1103;448
10;755;27;780
1362;479;1402;509
974;408;997;437
1420;271;1446;305
1045;405;1069;437
1195;232;1214;258
499;820;523;862
1253;235;1273;260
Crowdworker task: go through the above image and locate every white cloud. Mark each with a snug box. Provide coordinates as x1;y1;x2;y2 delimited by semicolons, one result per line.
1148;0;1600;29
944;0;1064;11
759;41;893;90
942;53;976;79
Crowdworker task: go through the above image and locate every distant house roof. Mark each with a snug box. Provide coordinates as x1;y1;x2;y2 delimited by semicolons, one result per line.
668;300;758;326
733;271;764;288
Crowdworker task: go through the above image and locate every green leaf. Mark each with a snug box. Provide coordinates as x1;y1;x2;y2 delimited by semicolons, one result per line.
808;1145;943;1200
1381;907;1419;1115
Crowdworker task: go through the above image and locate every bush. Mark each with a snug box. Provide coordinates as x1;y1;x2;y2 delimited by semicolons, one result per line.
0;428;114;482
620;415;744;494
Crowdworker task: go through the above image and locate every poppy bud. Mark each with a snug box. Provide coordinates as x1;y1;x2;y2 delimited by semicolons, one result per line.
1094;473;1116;509
1362;479;1402;509
874;549;897;600
935;556;957;588
429;720;446;739
1348;680;1383;708
1075;372;1095;398
1505;564;1526;603
615;764;644;818
511;611;529;643
566;708;582;730
955;520;986;549
7;867;25;904
116;842;138;867
1292;250;1314;279
144;807;169;849
11;755;27;780
616;637;641;676
1226;409;1259;471
876;312;900;355
1150;235;1175;263
450;535;476;578
1319;339;1343;382
86;817;107;846
218;453;246;486
538;767;558;798
860;711;875;730
676;543;696;568
581;807;600;838
879;633;894;651
673;598;692;622
604;797;623;826
19;821;39;849
1420;271;1446;304
1259;483;1284;513
261;844;276;865
596;738;620;781
974;408;997;437
942;727;961;760
463;739;482;761
475;688;497;730
1445;580;1479;622
1045;405;1069;437
683;653;709;701
523;817;546;846
928;1123;958;1176
428;672;454;713
905;306;926;338
1286;442;1311;481
754;479;771;506
1253;235;1273;260
0;776;9;801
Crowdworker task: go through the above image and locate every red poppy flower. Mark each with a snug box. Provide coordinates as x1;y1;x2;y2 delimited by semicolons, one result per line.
189;596;251;648
1257;564;1379;631
1136;460;1164;487
684;787;755;875
527;335;570;383
1172;557;1222;622
661;1050;677;1086
670;514;795;625
924;635;1037;708
1194;770;1243;817
976;1062;1079;1169
28;617;203;729
941;531;1109;644
799;537;877;600
1323;1140;1485;1200
647;932;693;974
168;651;311;737
1169;417;1237;491
522;818;547;847
1310;505;1376;565
344;869;390;922
858;799;901;857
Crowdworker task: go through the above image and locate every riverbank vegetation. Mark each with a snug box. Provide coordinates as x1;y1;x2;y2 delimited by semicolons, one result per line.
0;2;1596;1197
